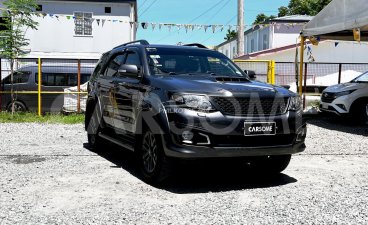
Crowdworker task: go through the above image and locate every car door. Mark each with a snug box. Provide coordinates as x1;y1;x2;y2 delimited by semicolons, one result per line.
112;48;144;134
98;52;126;127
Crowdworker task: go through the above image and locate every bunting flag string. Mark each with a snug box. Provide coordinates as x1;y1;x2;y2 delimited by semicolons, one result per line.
0;7;309;34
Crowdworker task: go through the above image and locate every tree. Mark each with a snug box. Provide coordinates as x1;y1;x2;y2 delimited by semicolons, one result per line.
224;29;237;41
278;6;289;17
253;13;276;25
0;0;38;113
279;0;332;16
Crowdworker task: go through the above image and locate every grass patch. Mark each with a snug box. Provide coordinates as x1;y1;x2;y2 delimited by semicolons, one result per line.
0;112;85;124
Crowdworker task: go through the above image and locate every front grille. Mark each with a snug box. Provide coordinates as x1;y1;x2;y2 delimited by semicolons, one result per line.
321;92;335;103
210;96;289;116
213;134;295;147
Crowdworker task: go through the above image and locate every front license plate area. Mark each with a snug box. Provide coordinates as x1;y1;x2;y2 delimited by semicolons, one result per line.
244;122;276;136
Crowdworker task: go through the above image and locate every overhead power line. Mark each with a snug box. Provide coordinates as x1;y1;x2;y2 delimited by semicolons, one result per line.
139;0;149;9
188;0;224;24
139;0;158;17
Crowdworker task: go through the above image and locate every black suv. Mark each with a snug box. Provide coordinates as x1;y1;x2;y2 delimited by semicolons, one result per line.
85;40;306;184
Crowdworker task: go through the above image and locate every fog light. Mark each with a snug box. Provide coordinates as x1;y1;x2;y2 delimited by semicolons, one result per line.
336;104;346;111
296;127;307;142
182;131;194;141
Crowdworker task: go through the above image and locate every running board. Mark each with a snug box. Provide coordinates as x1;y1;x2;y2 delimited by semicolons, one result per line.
98;133;135;152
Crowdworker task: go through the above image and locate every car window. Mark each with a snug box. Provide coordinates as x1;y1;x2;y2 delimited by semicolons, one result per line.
353;71;368;83
35;73;90;86
124;51;141;67
104;54;125;77
3;71;31;84
146;48;245;77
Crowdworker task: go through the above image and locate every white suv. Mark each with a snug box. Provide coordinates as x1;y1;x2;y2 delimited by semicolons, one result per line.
320;71;368;124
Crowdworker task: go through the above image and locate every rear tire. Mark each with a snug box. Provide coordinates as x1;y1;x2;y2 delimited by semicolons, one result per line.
249;155;291;175
138;130;171;185
7;101;26;112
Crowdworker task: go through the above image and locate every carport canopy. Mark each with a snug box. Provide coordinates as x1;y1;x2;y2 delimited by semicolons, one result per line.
301;0;368;41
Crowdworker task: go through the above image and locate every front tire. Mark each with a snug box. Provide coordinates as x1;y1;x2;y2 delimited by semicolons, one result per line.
138;130;171;185
351;99;368;125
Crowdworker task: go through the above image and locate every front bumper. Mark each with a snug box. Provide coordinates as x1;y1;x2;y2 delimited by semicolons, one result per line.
161;108;306;159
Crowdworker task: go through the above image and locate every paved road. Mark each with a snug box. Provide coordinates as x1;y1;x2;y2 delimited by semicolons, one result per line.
0;118;367;224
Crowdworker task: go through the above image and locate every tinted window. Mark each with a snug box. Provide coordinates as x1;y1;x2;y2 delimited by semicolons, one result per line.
124;51;141;67
35;73;91;86
104;54;125;77
3;71;31;84
146;48;244;77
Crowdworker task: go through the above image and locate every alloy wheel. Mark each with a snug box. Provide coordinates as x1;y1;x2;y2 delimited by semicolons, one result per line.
142;132;158;174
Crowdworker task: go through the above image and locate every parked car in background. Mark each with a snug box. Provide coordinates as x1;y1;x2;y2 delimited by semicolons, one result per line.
0;65;94;112
85;40;307;184
320;71;368;124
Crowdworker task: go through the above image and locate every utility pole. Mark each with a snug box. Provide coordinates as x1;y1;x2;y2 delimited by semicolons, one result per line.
237;0;245;57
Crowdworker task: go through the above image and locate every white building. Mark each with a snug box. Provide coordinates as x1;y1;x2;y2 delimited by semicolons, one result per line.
0;0;137;59
216;15;313;59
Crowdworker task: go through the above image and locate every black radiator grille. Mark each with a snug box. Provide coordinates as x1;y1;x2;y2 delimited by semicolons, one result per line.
210;96;289;116
321;92;335;103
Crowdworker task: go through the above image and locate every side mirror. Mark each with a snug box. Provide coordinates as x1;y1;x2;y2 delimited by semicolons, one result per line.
118;64;140;78
244;70;256;80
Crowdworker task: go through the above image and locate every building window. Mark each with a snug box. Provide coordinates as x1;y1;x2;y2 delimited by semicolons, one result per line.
105;7;111;13
36;5;42;11
263;34;268;50
74;12;93;36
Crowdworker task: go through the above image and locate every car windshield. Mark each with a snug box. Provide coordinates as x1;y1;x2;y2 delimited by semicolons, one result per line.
146;47;246;77
352;71;368;83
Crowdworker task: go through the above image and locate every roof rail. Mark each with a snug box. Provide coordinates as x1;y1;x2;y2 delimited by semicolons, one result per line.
114;40;150;49
183;43;208;49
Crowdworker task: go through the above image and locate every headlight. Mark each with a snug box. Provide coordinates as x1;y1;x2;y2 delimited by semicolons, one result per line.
172;94;215;111
288;96;302;111
334;90;356;98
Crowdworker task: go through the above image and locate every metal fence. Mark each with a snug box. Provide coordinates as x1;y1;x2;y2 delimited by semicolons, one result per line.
0;58;98;115
1;58;367;114
234;60;368;87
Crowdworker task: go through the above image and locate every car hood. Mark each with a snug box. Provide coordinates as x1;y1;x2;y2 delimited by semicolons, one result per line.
324;82;367;93
150;75;293;97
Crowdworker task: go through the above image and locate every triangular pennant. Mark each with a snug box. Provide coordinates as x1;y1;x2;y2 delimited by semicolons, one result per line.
204;25;208;32
159;23;163;30
184;24;189;33
167;24;172;32
212;25;216;33
102;19;106;27
129;21;134;28
219;25;224;32
335;42;339;47
66;15;71;20
190;25;195;31
97;19;100;26
141;22;148;29
353;28;361;42
151;23;156;31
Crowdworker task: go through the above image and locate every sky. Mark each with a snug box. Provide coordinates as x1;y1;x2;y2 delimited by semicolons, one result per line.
136;0;290;47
